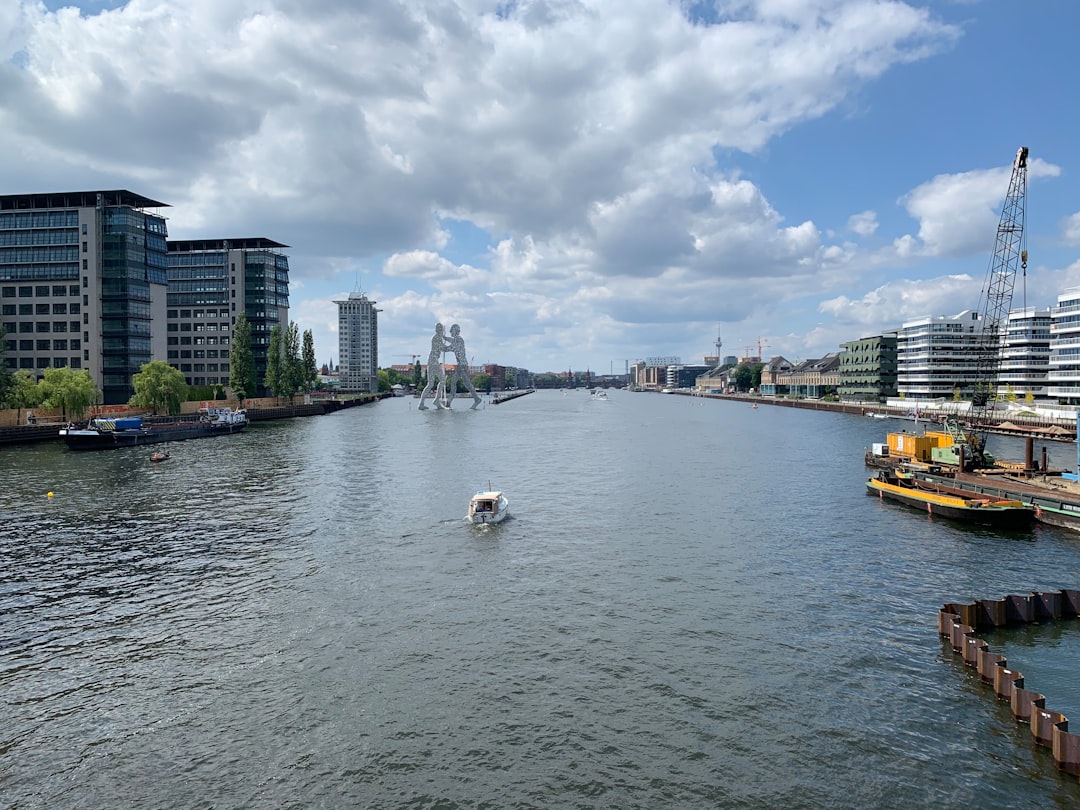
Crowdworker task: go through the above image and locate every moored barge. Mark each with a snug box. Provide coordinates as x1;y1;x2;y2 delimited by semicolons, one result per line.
59;408;247;450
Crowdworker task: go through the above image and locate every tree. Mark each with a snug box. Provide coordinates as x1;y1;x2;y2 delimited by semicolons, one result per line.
264;324;284;397
129;360;188;415
39;367;99;420
229;313;256;401
283;322;303;397
301;329;318;393
0;327;12;406
733;364;753;392
472;373;491;393
412;360;422;389
6;369;42;422
377;369;391;392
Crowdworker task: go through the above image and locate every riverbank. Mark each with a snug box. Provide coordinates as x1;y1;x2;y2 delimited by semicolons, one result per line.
674;390;1078;442
0;392;387;447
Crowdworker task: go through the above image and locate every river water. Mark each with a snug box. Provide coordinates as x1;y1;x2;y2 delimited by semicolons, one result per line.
3;390;1080;808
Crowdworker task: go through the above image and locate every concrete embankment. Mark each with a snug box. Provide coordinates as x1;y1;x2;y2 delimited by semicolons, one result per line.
0;393;387;447
939;589;1080;777
492;389;535;405
676;391;1077;441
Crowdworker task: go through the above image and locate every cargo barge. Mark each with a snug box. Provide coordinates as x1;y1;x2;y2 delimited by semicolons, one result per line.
59;408;247;450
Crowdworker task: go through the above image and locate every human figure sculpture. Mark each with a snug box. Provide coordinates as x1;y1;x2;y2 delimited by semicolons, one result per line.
418;323;450;410
447;324;482;409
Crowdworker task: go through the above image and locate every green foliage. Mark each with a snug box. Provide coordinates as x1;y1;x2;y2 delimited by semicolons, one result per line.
412;361;422;389
6;369;42;412
40;366;100;420
301;329;318;393
264;324;284;397
283;322;303;396
733;364;753;392
229;313;255;401
472;373;491;393
0;327;12;406
130;361;188;415
377;369;391;392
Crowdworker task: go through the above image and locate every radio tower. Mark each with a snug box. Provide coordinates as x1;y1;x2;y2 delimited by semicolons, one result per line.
714;326;723;364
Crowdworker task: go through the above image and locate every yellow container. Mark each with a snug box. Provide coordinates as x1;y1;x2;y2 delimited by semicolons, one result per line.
923;430;954;449
887;432;939;461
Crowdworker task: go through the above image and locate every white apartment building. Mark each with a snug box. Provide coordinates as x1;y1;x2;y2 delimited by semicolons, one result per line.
1047;287;1080;404
897;310;984;400
335;291;379;393
999;306;1051;401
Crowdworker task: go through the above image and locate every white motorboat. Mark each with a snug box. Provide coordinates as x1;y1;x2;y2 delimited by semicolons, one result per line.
591;389;608;400
467;490;509;524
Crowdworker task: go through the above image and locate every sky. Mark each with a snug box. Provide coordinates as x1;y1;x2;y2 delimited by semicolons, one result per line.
3;0;1080;374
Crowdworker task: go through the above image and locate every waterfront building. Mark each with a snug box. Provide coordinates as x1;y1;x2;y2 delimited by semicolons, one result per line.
1048;287;1080;404
758;356;795;396
665;364;711;389
897;310;984;401
781;354;841;398
838;335;898;403
1000;307;1051;402
166;238;290;393
1;190;170;404
335;291;379;393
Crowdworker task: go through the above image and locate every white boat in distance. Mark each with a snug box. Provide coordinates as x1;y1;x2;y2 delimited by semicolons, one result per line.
467;490;510;524
591;389;608;400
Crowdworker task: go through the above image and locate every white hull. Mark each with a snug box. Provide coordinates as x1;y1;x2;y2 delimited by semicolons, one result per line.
467;491;509;524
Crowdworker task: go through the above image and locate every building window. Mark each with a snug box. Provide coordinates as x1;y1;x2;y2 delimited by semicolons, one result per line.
36;322;50;333
37;339;50;351
52;304;67;315
19;287;32;297
36;304;49;315
1;287;15;298
19;304;31;315
70;357;81;369
69;285;79;296
36;286;49;296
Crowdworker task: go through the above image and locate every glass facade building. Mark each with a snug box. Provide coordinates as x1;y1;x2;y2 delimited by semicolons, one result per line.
1;190;170;404
166;238;290;393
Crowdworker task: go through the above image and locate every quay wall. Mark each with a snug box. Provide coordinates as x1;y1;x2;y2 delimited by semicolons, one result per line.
939;589;1080;777
0;393;386;446
676;391;1078;441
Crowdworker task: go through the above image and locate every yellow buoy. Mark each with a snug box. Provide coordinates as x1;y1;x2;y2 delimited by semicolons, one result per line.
47;491;54;498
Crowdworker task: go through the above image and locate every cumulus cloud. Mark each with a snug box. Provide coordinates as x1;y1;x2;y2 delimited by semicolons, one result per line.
0;0;972;368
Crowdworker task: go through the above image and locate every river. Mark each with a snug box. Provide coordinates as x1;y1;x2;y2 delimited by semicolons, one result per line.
2;389;1079;808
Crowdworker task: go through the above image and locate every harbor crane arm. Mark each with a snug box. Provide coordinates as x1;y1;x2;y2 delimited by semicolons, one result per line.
966;146;1029;468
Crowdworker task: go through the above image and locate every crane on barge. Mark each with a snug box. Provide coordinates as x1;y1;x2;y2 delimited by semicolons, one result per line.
946;146;1029;470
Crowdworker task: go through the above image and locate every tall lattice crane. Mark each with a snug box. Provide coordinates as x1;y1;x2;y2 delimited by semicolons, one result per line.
961;146;1029;469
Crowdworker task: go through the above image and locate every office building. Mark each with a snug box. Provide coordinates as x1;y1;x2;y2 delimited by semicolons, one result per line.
335;291;379;393
166;238;290;393
1;190;170;404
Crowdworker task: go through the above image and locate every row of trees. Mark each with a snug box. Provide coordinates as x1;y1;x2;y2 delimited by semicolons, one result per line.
0;315;322;419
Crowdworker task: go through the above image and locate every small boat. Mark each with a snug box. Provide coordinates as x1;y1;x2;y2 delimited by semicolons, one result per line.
866;470;1033;529
150;450;171;462
467;489;509;524
591;389;608;400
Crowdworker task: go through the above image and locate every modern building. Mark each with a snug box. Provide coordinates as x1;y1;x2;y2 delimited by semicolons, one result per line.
1;190;170;404
1048;288;1080;404
897;310;983;401
166;238;290;393
838;334;898;403
335;291;379;393
999;307;1051;402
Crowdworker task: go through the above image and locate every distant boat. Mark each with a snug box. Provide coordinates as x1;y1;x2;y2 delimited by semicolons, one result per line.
467;489;509;525
591;390;608;400
150;450;171;462
866;470;1033;529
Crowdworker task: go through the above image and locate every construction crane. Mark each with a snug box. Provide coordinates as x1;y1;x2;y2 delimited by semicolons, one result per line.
953;146;1029;469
